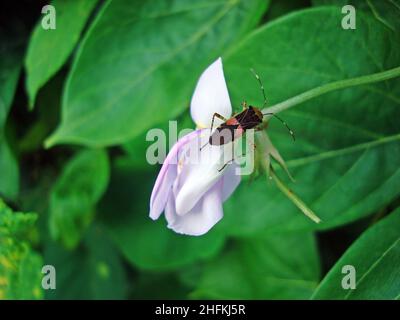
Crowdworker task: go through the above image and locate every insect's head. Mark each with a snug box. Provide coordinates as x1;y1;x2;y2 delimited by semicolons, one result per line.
251;106;264;120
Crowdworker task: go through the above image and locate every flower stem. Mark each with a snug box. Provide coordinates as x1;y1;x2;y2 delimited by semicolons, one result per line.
269;168;321;224
262;66;400;115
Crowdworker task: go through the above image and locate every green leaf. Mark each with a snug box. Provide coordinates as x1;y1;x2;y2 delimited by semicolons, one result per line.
0;199;43;300
192;232;320;299
0;247;43;300
312;208;400;299
99;162;225;271
49;149;110;249
18;70;64;154
0;46;21;128
0;199;37;238
0;30;22;200
45;0;269;147
44;223;128;299
25;0;98;107
122;111;194;170
0;134;19;200
313;0;400;33
219;7;400;235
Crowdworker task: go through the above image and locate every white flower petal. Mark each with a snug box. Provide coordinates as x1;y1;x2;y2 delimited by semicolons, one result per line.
190;57;232;128
174;129;231;216
166;181;223;236
149;130;201;220
149;165;176;220
221;163;241;202
164;194;177;226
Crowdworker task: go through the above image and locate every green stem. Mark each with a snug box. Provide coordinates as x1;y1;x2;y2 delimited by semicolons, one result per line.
270;169;321;224
262;66;400;115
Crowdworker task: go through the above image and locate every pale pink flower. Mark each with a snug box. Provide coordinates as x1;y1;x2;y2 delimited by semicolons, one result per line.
149;58;240;236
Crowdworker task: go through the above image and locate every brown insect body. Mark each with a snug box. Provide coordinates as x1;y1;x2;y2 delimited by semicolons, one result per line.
209;106;263;146
201;68;294;172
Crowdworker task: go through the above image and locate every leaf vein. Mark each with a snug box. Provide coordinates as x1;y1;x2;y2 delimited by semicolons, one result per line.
344;237;400;299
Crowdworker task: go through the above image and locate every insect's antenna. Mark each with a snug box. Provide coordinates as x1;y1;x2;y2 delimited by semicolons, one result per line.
250;68;267;108
263;112;295;141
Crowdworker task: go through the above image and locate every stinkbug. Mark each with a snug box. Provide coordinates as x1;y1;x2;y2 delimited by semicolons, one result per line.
201;69;295;171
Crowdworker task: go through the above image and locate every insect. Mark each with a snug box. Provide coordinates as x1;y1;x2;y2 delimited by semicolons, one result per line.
201;68;295;171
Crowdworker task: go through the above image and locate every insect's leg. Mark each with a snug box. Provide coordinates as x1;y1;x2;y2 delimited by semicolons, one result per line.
200;141;209;151
218;161;231;172
232;139;234;162
218;152;249;172
218;141;256;172
200;113;227;151
241;101;248;110
250;68;267;108
218;153;237;172
210;113;227;134
218;142;234;172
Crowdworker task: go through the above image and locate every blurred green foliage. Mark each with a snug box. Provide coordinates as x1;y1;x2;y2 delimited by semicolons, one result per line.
0;28;22;201
0;199;43;299
49;148;109;249
0;0;399;300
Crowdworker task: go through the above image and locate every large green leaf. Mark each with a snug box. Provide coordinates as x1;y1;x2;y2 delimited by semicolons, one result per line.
49;149;110;249
0;30;22;200
192;232;320;299
122;111;193;169
25;0;98;107
44;223;128;299
0;199;43;300
99;160;225;271
218;7;400;235
313;0;400;33
45;0;269;147
312;208;400;299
